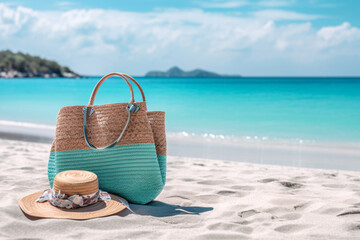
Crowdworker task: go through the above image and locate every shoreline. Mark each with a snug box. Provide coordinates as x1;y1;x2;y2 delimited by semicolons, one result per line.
1;120;359;171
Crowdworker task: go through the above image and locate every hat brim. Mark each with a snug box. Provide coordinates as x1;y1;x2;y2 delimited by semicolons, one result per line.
18;191;127;220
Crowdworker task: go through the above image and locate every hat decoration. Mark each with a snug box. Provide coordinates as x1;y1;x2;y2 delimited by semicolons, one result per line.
18;170;127;220
36;188;111;209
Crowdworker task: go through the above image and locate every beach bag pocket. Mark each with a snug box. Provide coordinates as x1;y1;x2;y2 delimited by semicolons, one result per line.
47;73;166;204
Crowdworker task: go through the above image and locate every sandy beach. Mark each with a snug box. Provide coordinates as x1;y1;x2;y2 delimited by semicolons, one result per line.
1;1;360;239
1;138;359;239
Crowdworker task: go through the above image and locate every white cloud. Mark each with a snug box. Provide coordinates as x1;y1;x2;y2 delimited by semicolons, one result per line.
0;4;37;37
253;9;322;21
56;1;75;7
317;22;360;48
197;0;295;9
273;22;312;50
258;0;295;7
197;1;248;9
0;4;359;76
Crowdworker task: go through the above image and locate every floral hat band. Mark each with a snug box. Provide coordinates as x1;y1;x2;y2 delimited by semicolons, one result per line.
18;170;128;220
36;189;111;209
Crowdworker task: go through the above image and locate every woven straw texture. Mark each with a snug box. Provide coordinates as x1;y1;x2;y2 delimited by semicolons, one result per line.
147;111;166;156
53;170;99;195
19;170;127;219
52;102;154;152
47;73;167;204
19;191;126;220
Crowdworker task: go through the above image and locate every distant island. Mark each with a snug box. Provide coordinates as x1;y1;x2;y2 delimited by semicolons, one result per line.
0;50;80;78
145;66;241;78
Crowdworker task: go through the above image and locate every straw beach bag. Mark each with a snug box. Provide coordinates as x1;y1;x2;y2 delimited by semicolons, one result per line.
47;73;166;204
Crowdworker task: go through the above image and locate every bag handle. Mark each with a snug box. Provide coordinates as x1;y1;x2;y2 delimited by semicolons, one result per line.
122;73;146;102
88;73;135;106
88;73;146;105
83;73;141;150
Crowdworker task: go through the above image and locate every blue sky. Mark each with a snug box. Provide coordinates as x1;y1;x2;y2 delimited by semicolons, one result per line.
0;0;359;76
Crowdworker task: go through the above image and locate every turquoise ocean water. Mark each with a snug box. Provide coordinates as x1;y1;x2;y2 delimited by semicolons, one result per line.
0;77;360;143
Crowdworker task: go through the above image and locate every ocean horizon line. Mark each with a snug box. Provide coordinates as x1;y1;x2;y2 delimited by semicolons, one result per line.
2;76;360;81
61;75;360;78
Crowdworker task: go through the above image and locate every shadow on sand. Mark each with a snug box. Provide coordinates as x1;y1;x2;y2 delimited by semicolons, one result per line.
21;200;213;219
129;200;213;217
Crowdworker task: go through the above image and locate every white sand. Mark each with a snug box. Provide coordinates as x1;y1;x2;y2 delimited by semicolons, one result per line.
0;139;359;239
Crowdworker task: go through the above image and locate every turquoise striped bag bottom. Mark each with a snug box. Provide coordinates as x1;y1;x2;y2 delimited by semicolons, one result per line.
48;144;166;204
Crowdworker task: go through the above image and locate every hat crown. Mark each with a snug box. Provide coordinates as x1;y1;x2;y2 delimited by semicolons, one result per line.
53;170;99;196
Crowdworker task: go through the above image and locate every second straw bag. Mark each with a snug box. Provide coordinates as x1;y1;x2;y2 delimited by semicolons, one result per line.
47;73;166;204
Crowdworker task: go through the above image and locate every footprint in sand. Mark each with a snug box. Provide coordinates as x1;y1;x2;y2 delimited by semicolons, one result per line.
323;173;338;178
348;224;360;231
230;185;255;191
293;202;311;211
258;178;278;183
217;190;236;195
274;224;311;233
238;209;259;218
317;207;344;215
217;190;248;197
279;181;303;189
292;175;309;180
193;163;205;167
337;209;360;217
353;202;360;207
182;178;196;182
279;213;302;220
193;233;249;240
166;195;190;200
1;152;11;158
20;166;34;171
322;184;346;188
198;179;231;185
235;220;251;225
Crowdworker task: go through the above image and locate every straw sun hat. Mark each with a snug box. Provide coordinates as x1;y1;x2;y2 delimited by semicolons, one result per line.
18;170;127;220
